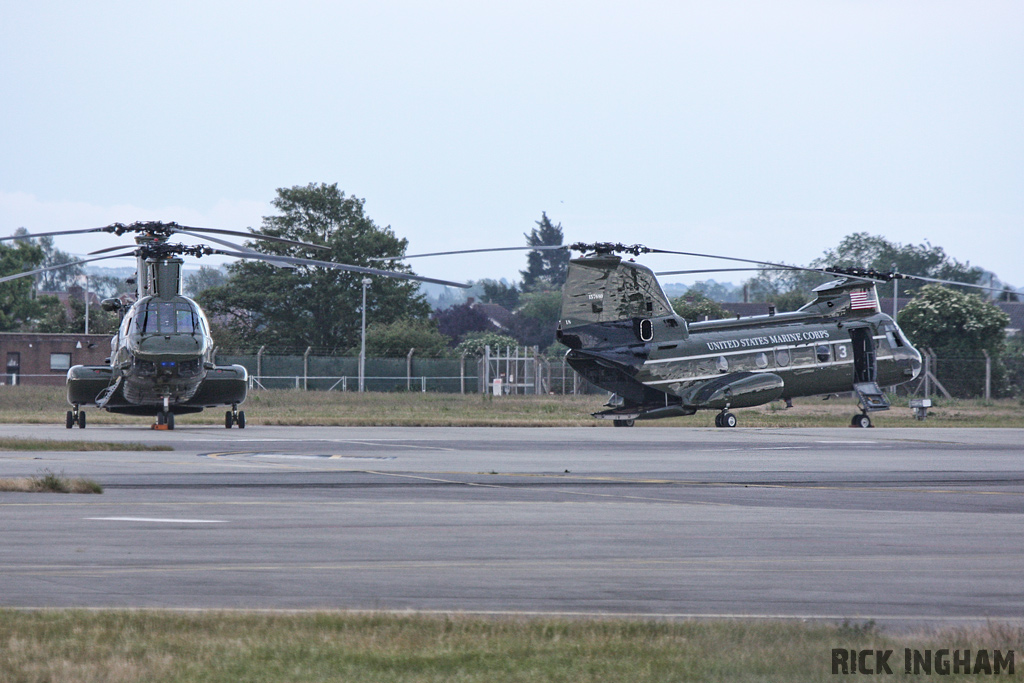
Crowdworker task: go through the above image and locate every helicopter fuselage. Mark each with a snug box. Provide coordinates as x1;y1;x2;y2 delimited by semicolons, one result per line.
557;254;923;423
114;294;213;405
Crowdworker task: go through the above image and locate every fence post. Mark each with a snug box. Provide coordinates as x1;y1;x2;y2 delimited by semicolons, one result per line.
483;345;491;393
303;346;312;391
983;349;992;400
460;352;466;395
256;345;265;388
406;348;415;392
421;376;426;392
923;349;931;400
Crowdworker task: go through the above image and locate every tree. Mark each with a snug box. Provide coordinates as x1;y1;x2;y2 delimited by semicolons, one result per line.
198;183;431;352
509;290;562;349
184;265;229;297
478;279;520;309
358;319;452;358
898;285;1010;396
741;263;830;312
671;291;731;323
520;212;570;292
33;235;84;292
33;289;119;335
741;232;993;312
687;279;742;303
432;302;492;345
0;236;45;331
811;232;985;299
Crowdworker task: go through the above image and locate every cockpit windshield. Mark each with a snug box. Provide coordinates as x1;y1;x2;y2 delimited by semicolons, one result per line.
138;300;202;336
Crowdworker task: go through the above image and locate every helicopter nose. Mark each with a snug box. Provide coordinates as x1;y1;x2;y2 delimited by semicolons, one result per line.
908;351;922;379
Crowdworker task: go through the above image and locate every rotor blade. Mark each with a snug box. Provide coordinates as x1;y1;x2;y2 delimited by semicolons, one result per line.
88;244;138;256
211;249;471;288
171;224;329;251
0;253;132;284
655;268;790;276
371;245;568;262
173;229;295;269
892;273;1010;293
647;248;889;283
0;226;115;243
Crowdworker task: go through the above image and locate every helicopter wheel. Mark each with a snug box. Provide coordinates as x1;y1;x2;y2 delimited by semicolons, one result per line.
225;411;234;428
612;419;634;427
851;413;872;428
166;412;174;430
78;411;86;429
157;412;166;426
66;410;74;429
716;411;737;428
237;411;246;429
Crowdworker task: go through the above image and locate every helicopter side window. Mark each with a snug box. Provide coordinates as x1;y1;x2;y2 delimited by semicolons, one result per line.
815;345;831;363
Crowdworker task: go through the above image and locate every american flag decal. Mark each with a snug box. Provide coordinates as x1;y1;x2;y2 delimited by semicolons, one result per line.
849;288;877;311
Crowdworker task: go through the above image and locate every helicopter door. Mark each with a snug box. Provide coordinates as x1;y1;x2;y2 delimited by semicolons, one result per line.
849;327;877;384
849;326;890;412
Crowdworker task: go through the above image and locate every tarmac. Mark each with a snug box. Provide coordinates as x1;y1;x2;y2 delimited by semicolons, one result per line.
1;424;1022;626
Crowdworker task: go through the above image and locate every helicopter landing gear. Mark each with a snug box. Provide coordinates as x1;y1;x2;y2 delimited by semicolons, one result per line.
850;413;872;428
225;405;246;429
715;411;737;428
612;419;634;427
65;406;86;429
155;411;175;430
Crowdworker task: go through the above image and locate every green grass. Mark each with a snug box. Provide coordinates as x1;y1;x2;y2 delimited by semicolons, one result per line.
2;386;1024;427
0;611;1019;682
0;468;103;494
0;437;172;451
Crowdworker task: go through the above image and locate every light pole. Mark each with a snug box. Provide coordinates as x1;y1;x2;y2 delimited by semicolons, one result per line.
83;274;90;335
359;277;372;392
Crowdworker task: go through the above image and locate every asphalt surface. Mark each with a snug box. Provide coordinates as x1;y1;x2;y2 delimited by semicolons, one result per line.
1;424;1022;626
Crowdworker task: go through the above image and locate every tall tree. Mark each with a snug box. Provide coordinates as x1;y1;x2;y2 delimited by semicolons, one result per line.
0;235;45;331
811;232;985;298
477;279;520;310
520;212;570;292
198;183;430;352
34;235;84;292
741;232;992;311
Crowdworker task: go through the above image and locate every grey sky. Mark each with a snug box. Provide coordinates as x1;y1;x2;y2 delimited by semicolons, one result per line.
2;1;1021;289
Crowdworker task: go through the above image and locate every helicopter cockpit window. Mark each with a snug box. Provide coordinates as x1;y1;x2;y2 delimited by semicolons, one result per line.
176;308;195;334
141;302;200;335
881;322;906;348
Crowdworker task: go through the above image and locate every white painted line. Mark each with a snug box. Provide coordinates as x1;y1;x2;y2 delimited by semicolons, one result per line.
85;517;227;524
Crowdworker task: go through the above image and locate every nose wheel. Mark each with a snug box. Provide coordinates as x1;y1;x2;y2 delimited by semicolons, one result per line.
225;406;246;429
155;411;175;430
65;406;86;429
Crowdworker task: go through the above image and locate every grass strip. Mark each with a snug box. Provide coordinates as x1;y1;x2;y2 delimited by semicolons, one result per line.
0;611;1020;682
0;437;172;451
0;468;102;494
2;386;1024;427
